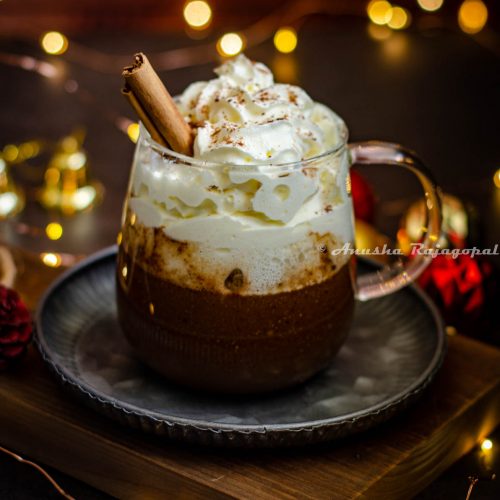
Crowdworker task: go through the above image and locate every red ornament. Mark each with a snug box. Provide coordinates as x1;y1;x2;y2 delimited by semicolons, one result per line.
418;255;498;339
0;285;32;371
350;170;375;223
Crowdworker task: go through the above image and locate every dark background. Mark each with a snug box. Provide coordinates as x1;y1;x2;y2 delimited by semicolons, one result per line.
1;0;499;498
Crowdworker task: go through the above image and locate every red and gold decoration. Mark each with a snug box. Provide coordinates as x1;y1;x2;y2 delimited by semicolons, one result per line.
399;194;499;342
0;285;32;371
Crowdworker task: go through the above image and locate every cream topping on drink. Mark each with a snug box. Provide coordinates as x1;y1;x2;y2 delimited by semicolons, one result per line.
125;55;353;294
177;54;343;165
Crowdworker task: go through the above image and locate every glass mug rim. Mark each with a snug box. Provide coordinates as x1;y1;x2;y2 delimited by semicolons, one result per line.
140;120;349;170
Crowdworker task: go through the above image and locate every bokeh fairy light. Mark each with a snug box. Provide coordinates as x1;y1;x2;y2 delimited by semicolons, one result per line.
217;33;245;57
183;1;212;30
40;31;68;55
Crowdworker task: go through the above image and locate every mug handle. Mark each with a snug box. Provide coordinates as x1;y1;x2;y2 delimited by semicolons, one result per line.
348;141;442;301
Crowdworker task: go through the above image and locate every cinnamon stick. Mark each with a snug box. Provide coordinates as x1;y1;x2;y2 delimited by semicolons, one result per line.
122;53;193;155
121;85;167;147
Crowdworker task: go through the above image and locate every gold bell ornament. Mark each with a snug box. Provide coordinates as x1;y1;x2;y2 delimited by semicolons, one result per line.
38;129;103;215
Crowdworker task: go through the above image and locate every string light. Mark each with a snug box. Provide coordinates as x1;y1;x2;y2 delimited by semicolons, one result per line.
493;169;500;189
481;438;493;451
274;27;298;54
0;192;21;218
40;32;68;55
45;222;63;241
417;0;444;12
2;144;19;163
445;326;458;336
127;122;140;143
217;33;245;57
387;6;411;30
67;152;86;170
367;1;393;26
183;1;212;30
458;0;488;34
41;252;62;268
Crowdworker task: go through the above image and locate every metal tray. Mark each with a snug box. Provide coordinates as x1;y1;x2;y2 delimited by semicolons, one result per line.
36;246;446;447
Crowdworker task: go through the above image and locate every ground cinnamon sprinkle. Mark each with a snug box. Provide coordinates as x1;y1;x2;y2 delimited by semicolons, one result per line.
201;104;209;118
288;91;298;104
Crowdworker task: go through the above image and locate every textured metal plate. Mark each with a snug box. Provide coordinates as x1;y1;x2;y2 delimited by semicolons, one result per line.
36;246;446;447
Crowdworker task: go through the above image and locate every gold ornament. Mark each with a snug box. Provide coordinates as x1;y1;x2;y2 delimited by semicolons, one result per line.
355;219;393;264
38;129;103;215
398;193;468;253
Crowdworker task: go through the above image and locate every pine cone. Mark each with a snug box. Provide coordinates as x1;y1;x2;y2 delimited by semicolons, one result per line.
0;285;32;371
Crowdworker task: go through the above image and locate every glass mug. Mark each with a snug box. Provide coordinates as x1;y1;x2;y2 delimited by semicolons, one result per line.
117;123;441;394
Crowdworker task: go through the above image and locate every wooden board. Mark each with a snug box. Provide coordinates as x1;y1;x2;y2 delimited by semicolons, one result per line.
1;333;499;499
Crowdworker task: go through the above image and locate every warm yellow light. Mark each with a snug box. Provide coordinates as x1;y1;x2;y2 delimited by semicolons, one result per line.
367;1;393;26
3;145;19;163
19;141;40;159
41;31;69;55
388;6;410;30
217;33;245;57
41;252;62;268
67;152;86;170
458;0;488;34
417;0;444;12
45;222;63;240
116;231;123;245
481;439;493;451
122;266;128;278
72;186;97;211
274;27;298;54
445;326;457;336
183;1;212;29
127;123;140;143
494;169;500;189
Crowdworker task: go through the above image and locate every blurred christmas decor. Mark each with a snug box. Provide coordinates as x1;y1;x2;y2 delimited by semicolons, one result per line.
0;246;17;289
0;285;32;371
399;193;472;251
399;194;499;343
0;158;25;219
37;129;103;216
351;170;388;262
350;170;376;224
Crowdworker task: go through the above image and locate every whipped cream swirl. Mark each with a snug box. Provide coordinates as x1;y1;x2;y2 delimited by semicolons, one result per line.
177;54;344;164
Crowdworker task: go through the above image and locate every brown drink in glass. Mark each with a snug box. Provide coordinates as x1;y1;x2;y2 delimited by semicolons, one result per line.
117;55;441;394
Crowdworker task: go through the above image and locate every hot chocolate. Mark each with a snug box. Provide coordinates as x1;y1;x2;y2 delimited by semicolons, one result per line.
117;55;356;393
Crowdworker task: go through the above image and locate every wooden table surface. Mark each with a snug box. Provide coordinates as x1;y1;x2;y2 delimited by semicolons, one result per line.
0;320;499;499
